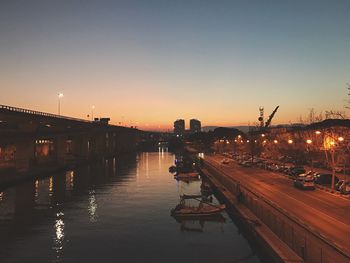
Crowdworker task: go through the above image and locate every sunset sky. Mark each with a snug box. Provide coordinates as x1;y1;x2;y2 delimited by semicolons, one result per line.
1;0;349;130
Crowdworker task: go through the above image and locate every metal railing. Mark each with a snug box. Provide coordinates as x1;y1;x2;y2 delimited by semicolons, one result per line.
0;104;91;123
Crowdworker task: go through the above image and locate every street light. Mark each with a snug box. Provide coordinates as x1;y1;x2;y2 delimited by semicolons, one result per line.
288;139;293;144
58;93;63;115
306;139;313;171
323;134;344;190
91;105;95;121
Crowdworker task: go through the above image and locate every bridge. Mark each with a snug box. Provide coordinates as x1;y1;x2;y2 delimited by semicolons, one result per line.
0;105;140;181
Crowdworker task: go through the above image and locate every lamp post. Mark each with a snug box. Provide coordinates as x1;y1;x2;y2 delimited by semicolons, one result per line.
91;105;95;121
58;93;63;115
306;139;313;172
330;145;336;190
323;134;345;191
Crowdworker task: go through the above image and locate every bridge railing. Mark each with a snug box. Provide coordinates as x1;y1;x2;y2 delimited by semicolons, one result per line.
0;104;91;123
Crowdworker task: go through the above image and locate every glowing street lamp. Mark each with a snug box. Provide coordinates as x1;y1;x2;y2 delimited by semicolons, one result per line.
273;140;278;144
315;130;321;135
323;134;344;190
288;139;293;144
306;139;313;171
58;93;64;115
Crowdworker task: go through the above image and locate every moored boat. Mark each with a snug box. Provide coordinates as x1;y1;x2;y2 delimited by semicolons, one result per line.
171;195;225;218
175;172;199;179
168;165;177;173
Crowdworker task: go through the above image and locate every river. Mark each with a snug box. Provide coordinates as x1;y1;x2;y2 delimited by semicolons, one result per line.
0;150;268;263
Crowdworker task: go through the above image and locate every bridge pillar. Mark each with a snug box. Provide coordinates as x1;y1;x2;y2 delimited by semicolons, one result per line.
14;139;35;173
112;132;117;153
71;135;83;162
94;132;107;157
116;130;137;153
55;136;69;165
80;135;91;160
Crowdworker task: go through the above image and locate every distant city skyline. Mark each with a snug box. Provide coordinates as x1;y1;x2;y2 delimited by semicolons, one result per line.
1;0;350;131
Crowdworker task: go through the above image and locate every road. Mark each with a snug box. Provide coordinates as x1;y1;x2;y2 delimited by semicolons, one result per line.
205;154;350;255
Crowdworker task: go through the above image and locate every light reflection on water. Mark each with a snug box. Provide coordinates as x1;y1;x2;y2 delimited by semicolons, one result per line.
88;190;98;223
53;212;65;262
0;151;266;263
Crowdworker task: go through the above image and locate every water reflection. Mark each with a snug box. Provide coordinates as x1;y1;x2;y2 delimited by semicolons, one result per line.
0;152;266;263
0;154;138;262
174;214;226;233
88;190;98;222
53;211;65;262
65;171;74;191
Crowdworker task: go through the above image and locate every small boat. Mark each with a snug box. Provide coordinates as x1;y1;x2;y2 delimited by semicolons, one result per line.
175;172;199;179
169;166;177;173
200;181;213;196
171;195;225;218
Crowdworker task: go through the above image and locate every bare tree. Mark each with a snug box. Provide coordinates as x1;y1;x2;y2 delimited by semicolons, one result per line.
315;111;324;122
325;110;346;119
345;83;350;110
308;108;315;124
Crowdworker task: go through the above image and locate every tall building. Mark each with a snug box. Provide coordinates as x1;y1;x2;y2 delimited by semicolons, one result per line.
190;119;201;133
174;119;185;136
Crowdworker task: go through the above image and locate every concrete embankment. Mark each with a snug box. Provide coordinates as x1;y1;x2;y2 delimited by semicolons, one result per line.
199;160;350;263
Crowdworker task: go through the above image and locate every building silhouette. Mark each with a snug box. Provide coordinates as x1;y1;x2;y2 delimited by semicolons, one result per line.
190;119;201;133
174;119;185;136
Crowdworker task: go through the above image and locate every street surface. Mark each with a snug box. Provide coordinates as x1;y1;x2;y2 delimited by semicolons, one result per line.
206;154;350;255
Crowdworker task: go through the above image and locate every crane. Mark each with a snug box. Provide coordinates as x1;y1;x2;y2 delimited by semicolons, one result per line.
264;106;279;128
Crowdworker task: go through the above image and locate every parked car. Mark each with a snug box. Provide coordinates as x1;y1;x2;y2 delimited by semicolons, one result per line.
289;166;306;177
339;181;350;194
335;180;344;191
293;174;315;190
270;164;282;172
314;173;339;185
221;158;230;164
281;166;292;174
241;161;253;167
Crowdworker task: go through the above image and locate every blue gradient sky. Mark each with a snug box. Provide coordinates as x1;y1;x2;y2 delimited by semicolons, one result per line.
1;0;349;130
